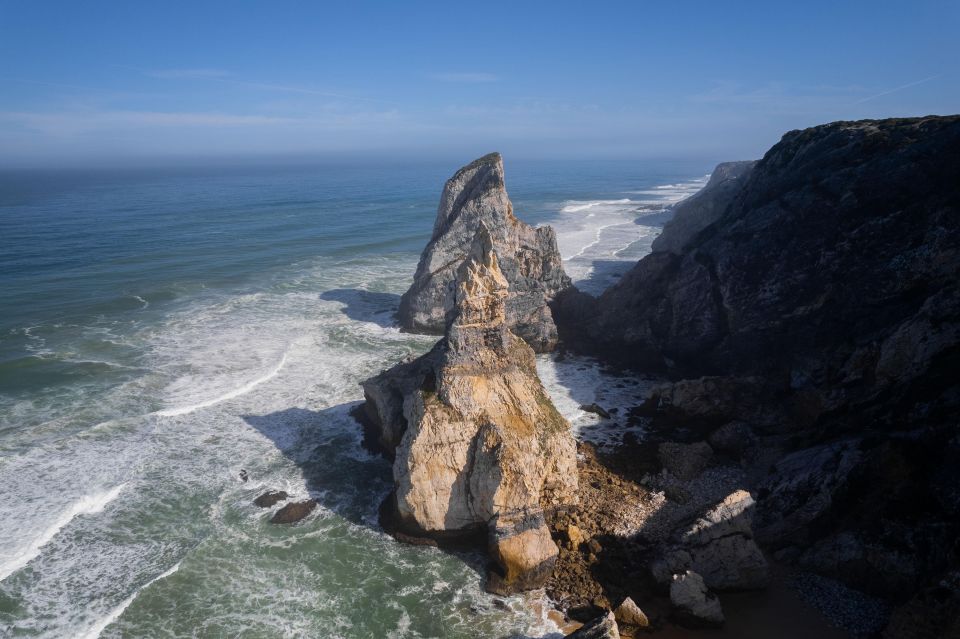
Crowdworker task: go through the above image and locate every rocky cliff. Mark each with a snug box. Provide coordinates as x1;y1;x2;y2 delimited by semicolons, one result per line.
650;160;755;254
363;224;577;593
554;115;960;633
398;152;571;352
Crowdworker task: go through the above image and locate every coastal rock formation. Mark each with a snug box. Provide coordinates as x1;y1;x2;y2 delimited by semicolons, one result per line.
362;224;577;593
554;115;960;632
398;152;571;352
651;160;755;254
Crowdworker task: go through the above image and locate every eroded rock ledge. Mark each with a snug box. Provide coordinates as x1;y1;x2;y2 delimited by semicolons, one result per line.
362;223;577;593
398;152;571;352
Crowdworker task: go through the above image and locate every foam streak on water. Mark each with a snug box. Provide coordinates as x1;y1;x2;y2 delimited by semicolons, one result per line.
549;174;708;294
155;352;288;417
77;561;182;639
0;483;126;581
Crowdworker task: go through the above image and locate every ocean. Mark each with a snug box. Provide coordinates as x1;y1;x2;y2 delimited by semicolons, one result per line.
0;158;710;638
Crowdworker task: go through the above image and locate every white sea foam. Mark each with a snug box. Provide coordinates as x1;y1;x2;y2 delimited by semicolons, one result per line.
548;174;710;294
77;561;181;639
0;483;127;582
538;353;657;449
132;295;149;310
155;353;288;417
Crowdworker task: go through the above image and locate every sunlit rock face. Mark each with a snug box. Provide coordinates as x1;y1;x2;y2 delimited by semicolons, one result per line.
363;224;577;593
398;152;570;352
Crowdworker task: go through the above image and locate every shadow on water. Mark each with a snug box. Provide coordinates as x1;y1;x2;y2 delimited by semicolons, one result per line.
242;404;393;528
241;405;544;638
319;288;401;328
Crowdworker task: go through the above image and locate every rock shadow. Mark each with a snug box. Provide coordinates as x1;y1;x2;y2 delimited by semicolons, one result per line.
241;403;494;578
242;404;392;528
319;288;401;328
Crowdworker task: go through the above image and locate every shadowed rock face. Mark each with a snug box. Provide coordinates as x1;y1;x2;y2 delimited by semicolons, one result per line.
363;223;577;593
554;115;960;627
651;160;756;254
559;116;960;394
398;153;571;352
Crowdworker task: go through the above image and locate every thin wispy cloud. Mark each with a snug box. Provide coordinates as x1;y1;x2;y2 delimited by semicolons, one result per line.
149;68;232;79
428;72;499;83
0;108;400;137
854;75;940;104
143;67;394;104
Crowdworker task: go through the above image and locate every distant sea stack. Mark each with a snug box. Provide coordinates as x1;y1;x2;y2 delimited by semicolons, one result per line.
398;152;571;352
363;224;577;594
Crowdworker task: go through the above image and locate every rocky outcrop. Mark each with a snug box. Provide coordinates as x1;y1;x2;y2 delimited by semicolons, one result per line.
362;224;577;593
398;153;571;352
651;160;755;254
554;116;960;634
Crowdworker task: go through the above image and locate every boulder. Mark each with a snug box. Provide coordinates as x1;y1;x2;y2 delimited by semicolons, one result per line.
363;224;577;593
269;499;317;524
613;597;650;630
707;421;755;456
670;571;724;627
658;442;713;481
565;611;621;639
681;490;768;590
398;152;570;352
580;403;611;419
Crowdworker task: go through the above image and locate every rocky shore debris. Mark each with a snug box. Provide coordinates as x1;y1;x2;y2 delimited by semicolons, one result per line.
253;490;289;508
613;597;650;631
360;223;577;593
397;152;570;352
269;499;317;524
564;611;621;639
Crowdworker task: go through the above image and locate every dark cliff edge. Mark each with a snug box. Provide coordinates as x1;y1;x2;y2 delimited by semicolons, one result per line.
554;115;960;637
651;160;757;255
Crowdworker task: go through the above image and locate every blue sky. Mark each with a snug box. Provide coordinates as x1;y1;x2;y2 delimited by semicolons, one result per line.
0;1;957;166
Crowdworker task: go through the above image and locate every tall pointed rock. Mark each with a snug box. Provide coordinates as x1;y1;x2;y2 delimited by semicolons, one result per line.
398;152;571;352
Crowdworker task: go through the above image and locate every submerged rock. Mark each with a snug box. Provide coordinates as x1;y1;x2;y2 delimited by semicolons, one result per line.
363;223;577;593
269;499;317;524
580;403;611;419
253;490;289;508
397;152;570;352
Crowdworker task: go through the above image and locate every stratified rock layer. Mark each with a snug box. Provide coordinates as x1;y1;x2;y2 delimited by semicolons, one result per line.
398;153;570;352
363;224;577;593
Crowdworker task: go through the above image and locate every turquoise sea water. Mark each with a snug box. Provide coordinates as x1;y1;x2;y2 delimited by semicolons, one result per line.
0;158;710;638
